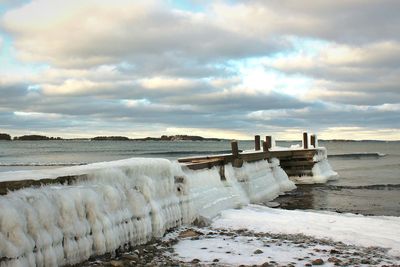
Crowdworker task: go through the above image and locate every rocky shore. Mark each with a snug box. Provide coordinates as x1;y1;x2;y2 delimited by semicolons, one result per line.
82;227;400;267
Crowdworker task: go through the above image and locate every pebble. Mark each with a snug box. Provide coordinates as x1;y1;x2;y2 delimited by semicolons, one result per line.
253;249;264;254
311;258;324;265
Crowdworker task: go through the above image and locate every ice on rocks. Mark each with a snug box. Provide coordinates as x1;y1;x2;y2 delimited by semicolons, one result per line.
0;157;295;266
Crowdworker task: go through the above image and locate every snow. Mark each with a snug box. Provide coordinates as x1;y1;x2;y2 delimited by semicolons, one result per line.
0;158;295;266
212;205;400;257
0;158;172;182
173;235;338;266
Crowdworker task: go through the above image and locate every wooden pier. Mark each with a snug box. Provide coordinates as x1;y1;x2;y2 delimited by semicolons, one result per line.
0;133;321;195
178;132;321;178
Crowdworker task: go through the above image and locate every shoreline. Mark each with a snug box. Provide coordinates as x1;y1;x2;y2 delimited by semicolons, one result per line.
83;225;400;267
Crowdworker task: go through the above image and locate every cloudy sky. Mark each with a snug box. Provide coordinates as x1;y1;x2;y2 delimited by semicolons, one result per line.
0;0;399;140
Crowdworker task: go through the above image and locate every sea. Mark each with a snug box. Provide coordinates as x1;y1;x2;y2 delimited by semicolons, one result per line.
0;140;399;216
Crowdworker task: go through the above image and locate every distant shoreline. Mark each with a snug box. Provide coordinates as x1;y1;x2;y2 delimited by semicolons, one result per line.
0;133;398;142
0;133;226;142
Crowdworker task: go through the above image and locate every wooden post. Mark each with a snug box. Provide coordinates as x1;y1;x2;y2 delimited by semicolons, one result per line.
231;140;243;167
262;141;268;152
231;140;239;157
265;136;272;150
310;134;316;148
303;132;308;149
254;135;261;151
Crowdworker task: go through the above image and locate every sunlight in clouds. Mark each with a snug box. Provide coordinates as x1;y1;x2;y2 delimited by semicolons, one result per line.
235;58;312;97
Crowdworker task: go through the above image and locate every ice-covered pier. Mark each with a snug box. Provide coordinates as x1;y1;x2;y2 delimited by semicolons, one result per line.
178;132;335;182
0;132;337;267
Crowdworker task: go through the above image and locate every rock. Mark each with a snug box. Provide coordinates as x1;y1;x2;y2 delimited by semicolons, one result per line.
261;263;274;267
264;201;280;208
361;259;371;264
179;229;202;238
253;249;264;254
328;257;341;264
213;259;219;262
122;254;139;261
330;249;341;254
191;258;201;263
110;260;124;267
311;258;324;265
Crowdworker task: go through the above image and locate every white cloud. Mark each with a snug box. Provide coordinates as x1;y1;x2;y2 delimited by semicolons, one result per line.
139;77;197;90
0;0;400;139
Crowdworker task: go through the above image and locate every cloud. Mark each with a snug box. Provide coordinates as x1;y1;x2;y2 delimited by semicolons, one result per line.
1;0;284;68
0;0;399;139
211;0;400;44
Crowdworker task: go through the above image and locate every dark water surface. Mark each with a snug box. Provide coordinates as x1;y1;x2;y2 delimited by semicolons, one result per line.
276;141;400;216
0;140;399;216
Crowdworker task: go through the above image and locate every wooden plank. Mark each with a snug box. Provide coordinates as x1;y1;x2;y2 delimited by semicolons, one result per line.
182;159;225;170
0;174;88;195
178;154;235;163
279;160;315;167
241;151;268;162
284;169;313;176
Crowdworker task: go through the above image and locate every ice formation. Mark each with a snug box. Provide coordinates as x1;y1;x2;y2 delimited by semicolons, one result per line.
0;157;295;267
290;148;338;184
311;148;338;183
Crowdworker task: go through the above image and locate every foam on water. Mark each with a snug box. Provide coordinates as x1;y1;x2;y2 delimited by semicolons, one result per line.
0;157;295;267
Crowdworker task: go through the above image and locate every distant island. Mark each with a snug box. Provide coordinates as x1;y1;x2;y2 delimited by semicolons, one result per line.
0;133;223;141
0;133;11;141
13;135;63;141
92;136;130;141
136;135;221;141
0;132;398;142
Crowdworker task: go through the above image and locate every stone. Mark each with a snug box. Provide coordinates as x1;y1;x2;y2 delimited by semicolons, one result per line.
178;229;202;238
328;257;341;264
122;254;139;261
311;258;324;265
110;260;124;267
330;249;341;254
191;258;201;263
253;249;264;254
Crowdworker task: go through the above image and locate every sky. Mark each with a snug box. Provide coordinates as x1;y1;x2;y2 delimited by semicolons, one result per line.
0;0;399;140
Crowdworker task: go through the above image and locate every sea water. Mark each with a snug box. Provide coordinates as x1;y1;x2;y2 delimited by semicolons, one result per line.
0;140;399;216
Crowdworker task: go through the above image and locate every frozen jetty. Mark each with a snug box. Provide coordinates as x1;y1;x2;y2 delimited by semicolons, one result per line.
0;133;337;267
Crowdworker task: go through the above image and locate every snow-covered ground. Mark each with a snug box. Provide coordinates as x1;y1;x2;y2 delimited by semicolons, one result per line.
169;205;400;266
212;205;400;257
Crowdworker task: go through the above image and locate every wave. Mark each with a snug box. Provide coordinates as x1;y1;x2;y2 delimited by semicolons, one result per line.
320;183;400;190
0;162;87;167
328;152;386;159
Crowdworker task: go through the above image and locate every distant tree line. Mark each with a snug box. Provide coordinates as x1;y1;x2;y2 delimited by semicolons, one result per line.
0;132;224;141
0;133;11;141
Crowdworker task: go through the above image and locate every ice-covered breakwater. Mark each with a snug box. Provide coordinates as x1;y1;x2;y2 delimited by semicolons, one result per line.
0;157;298;267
